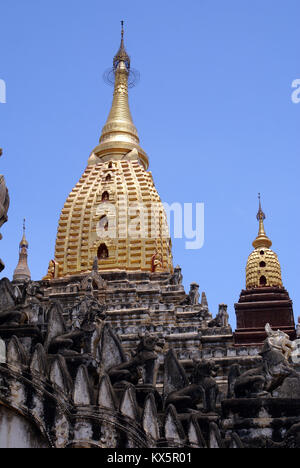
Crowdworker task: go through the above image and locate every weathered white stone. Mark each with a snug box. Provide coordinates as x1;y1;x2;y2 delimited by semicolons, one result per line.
10;380;25;406
120;386;138;420
165;406;184;445
55;414;69;449
0;406;49;448
31;394;44;421
209;423;223;449
142;394;159;440
98;375;116;410
7;336;26;370
50;359;65;391
0;339;6;364
73;366;91;406
74;420;93;442
100;421;117;448
30;344;47;377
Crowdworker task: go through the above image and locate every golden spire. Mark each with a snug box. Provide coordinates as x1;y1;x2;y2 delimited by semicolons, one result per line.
46;24;173;279
101;22;136;142
90;22;149;169
252;194;272;249
246;196;283;289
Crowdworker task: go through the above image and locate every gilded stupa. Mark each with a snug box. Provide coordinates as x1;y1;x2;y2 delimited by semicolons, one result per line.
44;24;173;279
234;195;294;346
246;195;283;289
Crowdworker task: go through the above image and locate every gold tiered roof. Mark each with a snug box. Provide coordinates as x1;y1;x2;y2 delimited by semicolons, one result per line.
246;196;283;289
44;24;173;279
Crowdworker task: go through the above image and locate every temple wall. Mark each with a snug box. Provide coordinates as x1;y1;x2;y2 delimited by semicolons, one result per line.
0;406;49;449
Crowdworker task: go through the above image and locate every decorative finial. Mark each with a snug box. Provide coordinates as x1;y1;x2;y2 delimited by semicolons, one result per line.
103;21;140;89
20;218;29;249
99;22;146;167
113;20;130;71
257;193;266;221
121;20;124;40
252;194;272;249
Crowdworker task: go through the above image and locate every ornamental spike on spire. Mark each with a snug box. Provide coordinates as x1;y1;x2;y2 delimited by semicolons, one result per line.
113;20;130;71
257;193;266;222
252;194;272;249
90;22;149;169
20;218;28;249
13;218;31;282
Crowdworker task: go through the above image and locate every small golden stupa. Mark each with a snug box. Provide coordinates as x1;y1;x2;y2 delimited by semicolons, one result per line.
246;195;283;289
44;23;173;279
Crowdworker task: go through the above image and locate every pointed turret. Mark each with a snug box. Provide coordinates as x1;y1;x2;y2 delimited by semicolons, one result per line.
234;196;295;346
246;195;282;289
13;219;31;282
47;24;173;278
252;194;272;249
201;292;208;308
89;22;149;169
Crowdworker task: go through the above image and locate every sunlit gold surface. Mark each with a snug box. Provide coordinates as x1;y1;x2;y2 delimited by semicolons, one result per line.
89;32;149;169
246;248;283;289
51;160;172;277
246;198;283;289
46;28;172;278
252;198;272;249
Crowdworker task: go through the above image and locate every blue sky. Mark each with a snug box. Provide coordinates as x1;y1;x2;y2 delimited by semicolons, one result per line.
0;0;299;326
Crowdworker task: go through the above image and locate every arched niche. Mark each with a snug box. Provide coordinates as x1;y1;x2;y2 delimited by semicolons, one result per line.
260;275;267;286
97;244;109;260
101;191;109;202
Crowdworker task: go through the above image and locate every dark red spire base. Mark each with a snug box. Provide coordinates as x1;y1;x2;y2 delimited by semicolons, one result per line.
234;287;296;346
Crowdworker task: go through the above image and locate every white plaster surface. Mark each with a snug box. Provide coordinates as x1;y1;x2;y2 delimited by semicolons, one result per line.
0;406;49;448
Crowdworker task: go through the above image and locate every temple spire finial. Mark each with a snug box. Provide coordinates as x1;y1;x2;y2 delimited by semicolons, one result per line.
20;218;28;248
91;22;149;170
13;219;31;282
257;193;266;222
252;194;272;249
113;20;130;71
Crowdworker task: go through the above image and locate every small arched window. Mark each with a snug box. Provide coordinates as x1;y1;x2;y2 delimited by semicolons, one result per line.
97;244;109;260
102;191;109;202
108;162;113;169
106;174;112;182
260;250;265;256
260;275;267;286
260;261;266;268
